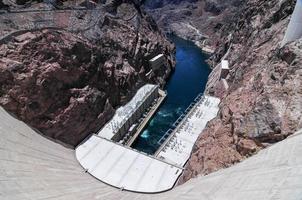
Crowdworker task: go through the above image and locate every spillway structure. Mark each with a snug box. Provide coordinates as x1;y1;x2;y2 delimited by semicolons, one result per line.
281;0;302;46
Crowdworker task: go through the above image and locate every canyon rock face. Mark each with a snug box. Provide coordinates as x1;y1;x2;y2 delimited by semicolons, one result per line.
144;0;198;9
0;2;175;147
0;0;8;9
179;0;302;183
144;0;244;52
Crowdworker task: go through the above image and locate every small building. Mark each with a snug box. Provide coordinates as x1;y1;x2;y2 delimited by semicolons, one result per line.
149;54;165;71
220;60;230;79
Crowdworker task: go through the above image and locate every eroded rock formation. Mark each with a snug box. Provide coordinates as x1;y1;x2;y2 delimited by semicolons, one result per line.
144;0;244;51
0;1;175;147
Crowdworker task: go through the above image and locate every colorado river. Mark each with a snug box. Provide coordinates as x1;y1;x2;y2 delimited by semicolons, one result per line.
131;35;211;154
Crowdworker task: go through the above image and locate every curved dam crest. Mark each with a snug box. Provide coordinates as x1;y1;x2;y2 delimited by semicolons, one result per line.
1;105;302;199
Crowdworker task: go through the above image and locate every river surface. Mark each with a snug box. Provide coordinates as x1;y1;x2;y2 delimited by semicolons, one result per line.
131;35;211;154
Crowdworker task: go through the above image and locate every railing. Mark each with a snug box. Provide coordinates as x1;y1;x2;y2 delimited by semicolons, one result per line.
157;93;205;146
157;129;173;145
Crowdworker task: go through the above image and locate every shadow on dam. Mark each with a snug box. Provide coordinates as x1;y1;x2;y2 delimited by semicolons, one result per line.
131;35;211;154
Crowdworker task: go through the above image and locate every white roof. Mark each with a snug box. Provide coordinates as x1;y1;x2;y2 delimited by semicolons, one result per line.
76;135;182;193
98;84;157;139
157;96;220;166
150;54;164;62
221;60;229;69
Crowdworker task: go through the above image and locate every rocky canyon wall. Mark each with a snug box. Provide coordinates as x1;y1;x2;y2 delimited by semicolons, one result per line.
179;0;302;183
143;0;244;51
0;1;175;147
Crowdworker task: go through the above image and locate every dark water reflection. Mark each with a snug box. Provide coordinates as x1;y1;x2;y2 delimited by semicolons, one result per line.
131;35;211;154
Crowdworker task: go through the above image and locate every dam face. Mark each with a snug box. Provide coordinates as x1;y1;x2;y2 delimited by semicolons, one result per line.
281;0;302;46
1;106;302;199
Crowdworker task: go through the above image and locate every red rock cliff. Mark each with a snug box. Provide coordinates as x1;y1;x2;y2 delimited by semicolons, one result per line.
0;2;175;147
179;0;302;183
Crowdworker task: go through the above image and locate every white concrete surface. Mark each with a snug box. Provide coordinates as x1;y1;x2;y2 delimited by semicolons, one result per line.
98;84;157;139
150;54;164;62
220;60;229;79
222;79;229;90
1;105;302;199
76;95;219;192
149;54;164;70
156;96;220;167
76;135;182;193
221;60;229;70
282;0;302;46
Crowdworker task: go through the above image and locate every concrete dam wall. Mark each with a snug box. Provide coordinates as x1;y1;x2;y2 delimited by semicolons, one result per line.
1;105;302;200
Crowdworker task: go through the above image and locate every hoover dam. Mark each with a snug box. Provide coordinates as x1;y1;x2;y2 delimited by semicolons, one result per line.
1;32;302;200
1;0;302;199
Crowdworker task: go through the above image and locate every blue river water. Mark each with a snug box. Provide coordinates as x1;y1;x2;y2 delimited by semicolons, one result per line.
131;35;211;154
